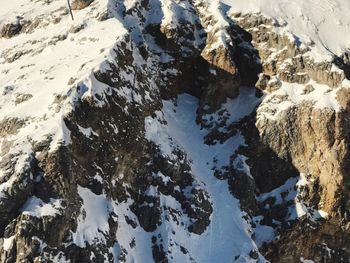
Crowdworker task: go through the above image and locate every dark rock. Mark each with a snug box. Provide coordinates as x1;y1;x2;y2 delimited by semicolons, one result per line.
0;22;22;39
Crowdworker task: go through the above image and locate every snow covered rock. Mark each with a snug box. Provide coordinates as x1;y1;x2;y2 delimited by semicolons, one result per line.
1;0;350;262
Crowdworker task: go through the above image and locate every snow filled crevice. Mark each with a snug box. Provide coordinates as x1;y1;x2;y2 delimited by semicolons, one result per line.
1;0;348;261
145;91;266;262
72;185;156;262
255;173;329;243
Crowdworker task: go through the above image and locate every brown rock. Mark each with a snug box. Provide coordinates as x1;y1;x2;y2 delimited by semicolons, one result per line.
71;0;94;10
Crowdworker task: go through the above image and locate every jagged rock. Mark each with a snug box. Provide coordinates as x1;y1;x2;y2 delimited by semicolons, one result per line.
0;118;25;137
302;84;315;94
2;0;350;262
0;22;22;39
256;100;350;215
264;217;350;262
233;13;347;89
68;23;85;34
71;0;94;10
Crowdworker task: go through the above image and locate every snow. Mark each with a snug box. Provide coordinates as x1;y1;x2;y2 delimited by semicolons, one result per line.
77;125;98;138
20;196;62;217
258;174;329;222
0;175;17;199
223;0;350;60
3;235;15;251
0;0;127;197
110;243;121;263
145;93;265;262
145;111;176;159
0;0;343;260
71;185;156;262
196;0;233;50
257;80;341;121
50;252;70;263
257;176;299;206
203;86;261;126
317;210;329;219
72;186;111;247
0;0;126;148
252;216;275;246
111;198;155;263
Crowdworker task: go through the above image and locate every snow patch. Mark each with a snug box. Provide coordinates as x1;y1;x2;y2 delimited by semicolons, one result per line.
3;235;15;251
72;186;111;247
257;80;341;121
20;196;62;218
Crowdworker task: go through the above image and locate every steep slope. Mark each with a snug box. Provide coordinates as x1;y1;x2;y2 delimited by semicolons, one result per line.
223;0;350;59
0;0;350;262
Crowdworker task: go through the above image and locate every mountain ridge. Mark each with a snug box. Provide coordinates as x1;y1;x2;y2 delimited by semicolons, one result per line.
1;0;350;262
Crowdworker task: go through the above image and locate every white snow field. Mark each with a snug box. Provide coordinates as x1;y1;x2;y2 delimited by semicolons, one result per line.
223;0;350;60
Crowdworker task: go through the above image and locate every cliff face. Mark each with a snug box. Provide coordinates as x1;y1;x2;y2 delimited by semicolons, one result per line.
0;0;350;262
231;11;350;262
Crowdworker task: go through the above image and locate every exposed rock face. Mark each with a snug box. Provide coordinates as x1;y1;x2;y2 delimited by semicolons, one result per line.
232;13;347;89
71;0;94;10
256;102;350;213
0;0;262;262
1;0;350;262
0;22;22;39
230;11;350;214
228;11;350;263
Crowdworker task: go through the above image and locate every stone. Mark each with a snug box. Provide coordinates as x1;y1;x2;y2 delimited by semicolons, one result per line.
71;0;94;10
0;22;22;39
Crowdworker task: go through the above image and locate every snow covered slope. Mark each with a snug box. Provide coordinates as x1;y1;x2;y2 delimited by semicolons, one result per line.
223;0;350;60
0;0;126;171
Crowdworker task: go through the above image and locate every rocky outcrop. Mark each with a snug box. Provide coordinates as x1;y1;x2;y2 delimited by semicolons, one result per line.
263;217;350;262
224;11;350;263
1;0;350;262
0;0;260;261
257;100;350;214
0;21;22;39
232;13;348;89
228;12;350;216
71;0;94;10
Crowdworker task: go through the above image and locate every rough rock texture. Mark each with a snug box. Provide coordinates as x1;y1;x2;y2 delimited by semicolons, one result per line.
0;0;262;262
229;12;350;263
0;22;22;39
1;0;350;262
71;0;94;10
232;12;350;214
